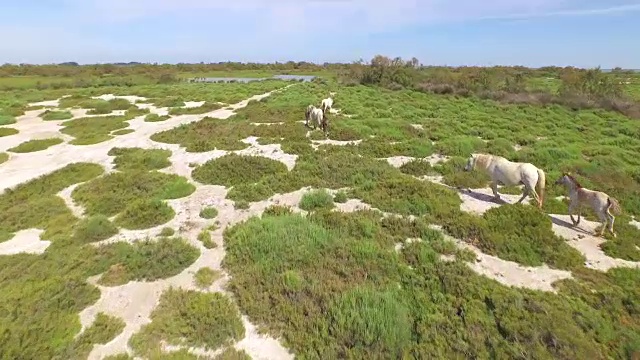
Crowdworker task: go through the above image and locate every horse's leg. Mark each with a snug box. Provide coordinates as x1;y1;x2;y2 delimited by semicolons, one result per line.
603;205;617;237
516;187;530;204
490;181;501;201
568;200;579;226
595;210;608;237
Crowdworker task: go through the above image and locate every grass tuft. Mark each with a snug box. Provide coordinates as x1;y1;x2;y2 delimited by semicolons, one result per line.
129;288;245;357
0;127;19;137
41;110;73;121
72;215;118;244
194;267;222;289
0;152;9;164
144;113;170;122
192;154;288;187
98;237;199;286
299;189;334;211
114;198;175;230
199;206;219;219
108;147;172;172
7;138;63;153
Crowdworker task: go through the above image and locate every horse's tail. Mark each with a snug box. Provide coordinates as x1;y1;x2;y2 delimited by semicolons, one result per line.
607;197;623;215
536;168;546;208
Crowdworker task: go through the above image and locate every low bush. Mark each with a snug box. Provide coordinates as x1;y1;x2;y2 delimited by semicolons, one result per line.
199;206;219;219
72;215;118;244
108;147;172;172
144;113;170;122
299;189;334;211
194;267;222;289
129;289;245;357
192;154;288;187
41;110;73;121
98;237;200;285
7;138;63;153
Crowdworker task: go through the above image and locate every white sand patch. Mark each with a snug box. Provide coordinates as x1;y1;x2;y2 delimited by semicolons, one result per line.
383;154;450;168
251;122;284;126
236;316;294;360
410;124;424;130
0;229;50;255
135;103;170;116
183;101;206;108
57;183;86;218
0;90;279;193
0;111;73;152
513;144;523;151
550;214;640;271
29;99;61;107
431;226;572;292
458;187;526;215
311;139;362;150
92;94;147;103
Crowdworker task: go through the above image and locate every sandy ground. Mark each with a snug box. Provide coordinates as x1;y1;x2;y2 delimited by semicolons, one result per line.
2;85;639;359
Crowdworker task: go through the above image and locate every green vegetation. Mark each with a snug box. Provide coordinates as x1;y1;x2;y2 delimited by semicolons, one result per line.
198;230;216;249
0;152;9;164
60;115;131;145
111;128;134;136
129;288;245;358
194;267;222;288
199;206;219;219
72;215;118;244
86;98;132;115
0;114;17;125
55;313;125;359
144;113;170;122
299;189;334;211
224;210;640;359
168;101;222;115
72;171;194;217
0;127;19;137
159;227;175;237
41;109;73;121
441;204;585;269
7;138;64;153
108;147;172;172
98;237;200;286
0;162;104;241
114;198;175;230
2;61;640;357
192;154;288;186
333;191;348;203
216;348;251;360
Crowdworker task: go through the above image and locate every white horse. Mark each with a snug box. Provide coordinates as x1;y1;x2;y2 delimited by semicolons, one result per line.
464;153;546;208
555;173;622;237
305;105;327;134
321;97;333;113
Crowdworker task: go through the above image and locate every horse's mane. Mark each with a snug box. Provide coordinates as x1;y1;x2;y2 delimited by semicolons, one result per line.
565;173;582;188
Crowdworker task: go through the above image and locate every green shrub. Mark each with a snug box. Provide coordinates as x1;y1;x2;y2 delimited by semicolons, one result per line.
299;189;334;211
0;127;18;137
108;147;172;172
72;215;118;244
7;138;63;153
61;115;130;145
129;289;245;357
194;267;222;289
144;113;171;122
168;102;222;115
199;206;219;219
41;110;73;121
111;129;134;136
0;152;9;164
192;154;288;186
198;230;216;249
0;114;17;126
98;237;200;285
114;198;175;230
333;191;348;203
72;171;194;217
55;313;125;359
159;227;175;237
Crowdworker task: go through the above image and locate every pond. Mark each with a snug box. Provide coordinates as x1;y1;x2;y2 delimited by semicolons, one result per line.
188;75;316;83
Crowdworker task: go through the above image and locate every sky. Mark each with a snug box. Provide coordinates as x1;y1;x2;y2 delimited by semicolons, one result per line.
0;0;639;68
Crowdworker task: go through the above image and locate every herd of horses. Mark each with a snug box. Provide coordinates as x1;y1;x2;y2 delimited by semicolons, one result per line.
304;96;333;135
301;94;622;238
464;153;622;238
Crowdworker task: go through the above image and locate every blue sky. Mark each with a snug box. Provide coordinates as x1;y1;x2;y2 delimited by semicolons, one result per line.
1;0;639;68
